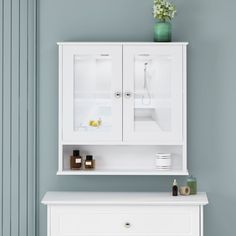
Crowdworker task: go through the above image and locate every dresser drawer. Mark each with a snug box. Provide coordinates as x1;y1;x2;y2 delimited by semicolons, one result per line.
50;205;199;236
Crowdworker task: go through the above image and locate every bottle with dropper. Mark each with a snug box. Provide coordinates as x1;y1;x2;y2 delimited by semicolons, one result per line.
172;179;178;196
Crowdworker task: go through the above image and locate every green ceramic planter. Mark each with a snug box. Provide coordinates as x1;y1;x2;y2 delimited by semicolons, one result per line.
154;22;172;42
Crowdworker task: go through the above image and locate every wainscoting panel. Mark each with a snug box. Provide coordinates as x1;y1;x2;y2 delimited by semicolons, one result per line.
0;0;37;236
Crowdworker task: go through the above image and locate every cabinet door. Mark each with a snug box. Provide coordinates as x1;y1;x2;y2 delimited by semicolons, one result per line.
123;45;183;144
61;45;122;142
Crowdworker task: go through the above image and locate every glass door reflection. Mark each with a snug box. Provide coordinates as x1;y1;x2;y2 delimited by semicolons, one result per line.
73;54;113;133
134;54;172;133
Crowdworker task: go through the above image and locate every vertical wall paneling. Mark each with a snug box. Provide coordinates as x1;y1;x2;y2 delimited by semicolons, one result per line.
0;0;3;234
2;1;11;236
11;0;20;236
0;0;37;235
19;0;28;234
27;0;37;234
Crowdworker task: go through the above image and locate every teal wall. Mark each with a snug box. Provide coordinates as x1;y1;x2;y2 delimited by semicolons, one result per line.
38;0;236;236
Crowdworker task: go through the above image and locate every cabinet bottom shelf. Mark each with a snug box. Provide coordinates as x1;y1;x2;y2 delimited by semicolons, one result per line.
57;169;189;176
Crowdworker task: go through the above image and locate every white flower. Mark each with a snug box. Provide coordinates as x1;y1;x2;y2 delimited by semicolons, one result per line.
153;0;176;21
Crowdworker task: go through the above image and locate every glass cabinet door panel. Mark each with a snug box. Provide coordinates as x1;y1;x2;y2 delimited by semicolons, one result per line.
62;45;122;142
123;45;183;143
73;55;112;133
134;55;172;133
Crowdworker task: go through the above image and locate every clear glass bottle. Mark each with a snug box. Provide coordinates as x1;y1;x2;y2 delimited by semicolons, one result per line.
70;150;82;170
187;175;197;195
84;155;95;169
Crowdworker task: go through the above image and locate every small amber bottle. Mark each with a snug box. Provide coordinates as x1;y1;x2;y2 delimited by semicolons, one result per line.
84;155;95;169
70;150;82;170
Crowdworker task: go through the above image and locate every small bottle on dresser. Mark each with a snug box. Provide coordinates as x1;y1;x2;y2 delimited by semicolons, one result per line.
172;179;178;196
70;150;82;170
84;155;95;169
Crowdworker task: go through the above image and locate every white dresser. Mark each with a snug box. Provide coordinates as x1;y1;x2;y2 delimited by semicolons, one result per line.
42;192;208;236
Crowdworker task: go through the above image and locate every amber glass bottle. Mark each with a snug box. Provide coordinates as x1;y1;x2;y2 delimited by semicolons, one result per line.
84;155;95;169
70;150;82;170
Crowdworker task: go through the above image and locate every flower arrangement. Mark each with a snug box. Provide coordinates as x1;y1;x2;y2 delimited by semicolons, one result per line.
153;0;177;22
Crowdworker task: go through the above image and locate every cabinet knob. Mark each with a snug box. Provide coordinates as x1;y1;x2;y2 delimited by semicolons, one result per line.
114;92;122;98
124;222;131;228
124;92;132;98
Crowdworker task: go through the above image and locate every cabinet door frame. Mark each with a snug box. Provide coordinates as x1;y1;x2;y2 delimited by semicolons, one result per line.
61;44;123;142
123;45;184;144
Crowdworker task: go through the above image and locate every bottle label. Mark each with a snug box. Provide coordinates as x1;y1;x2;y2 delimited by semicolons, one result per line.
86;162;92;166
75;158;81;163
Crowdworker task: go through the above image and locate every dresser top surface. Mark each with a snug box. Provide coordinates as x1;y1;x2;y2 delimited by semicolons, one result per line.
57;42;189;46
42;192;208;206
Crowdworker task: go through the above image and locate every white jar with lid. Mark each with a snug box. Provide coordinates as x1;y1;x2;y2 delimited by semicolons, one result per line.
155;153;172;170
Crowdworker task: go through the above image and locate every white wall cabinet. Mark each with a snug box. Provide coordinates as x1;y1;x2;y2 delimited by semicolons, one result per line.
58;42;188;175
42;192;208;236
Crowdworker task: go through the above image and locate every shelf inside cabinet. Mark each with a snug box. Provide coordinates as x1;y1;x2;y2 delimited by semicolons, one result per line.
57;169;188;176
58;144;187;176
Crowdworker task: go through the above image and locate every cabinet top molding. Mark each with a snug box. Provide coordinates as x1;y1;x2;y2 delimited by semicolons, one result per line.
42;192;208;206
57;42;189;46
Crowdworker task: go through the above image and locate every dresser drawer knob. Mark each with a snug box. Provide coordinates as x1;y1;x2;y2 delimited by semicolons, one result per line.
124;222;131;228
